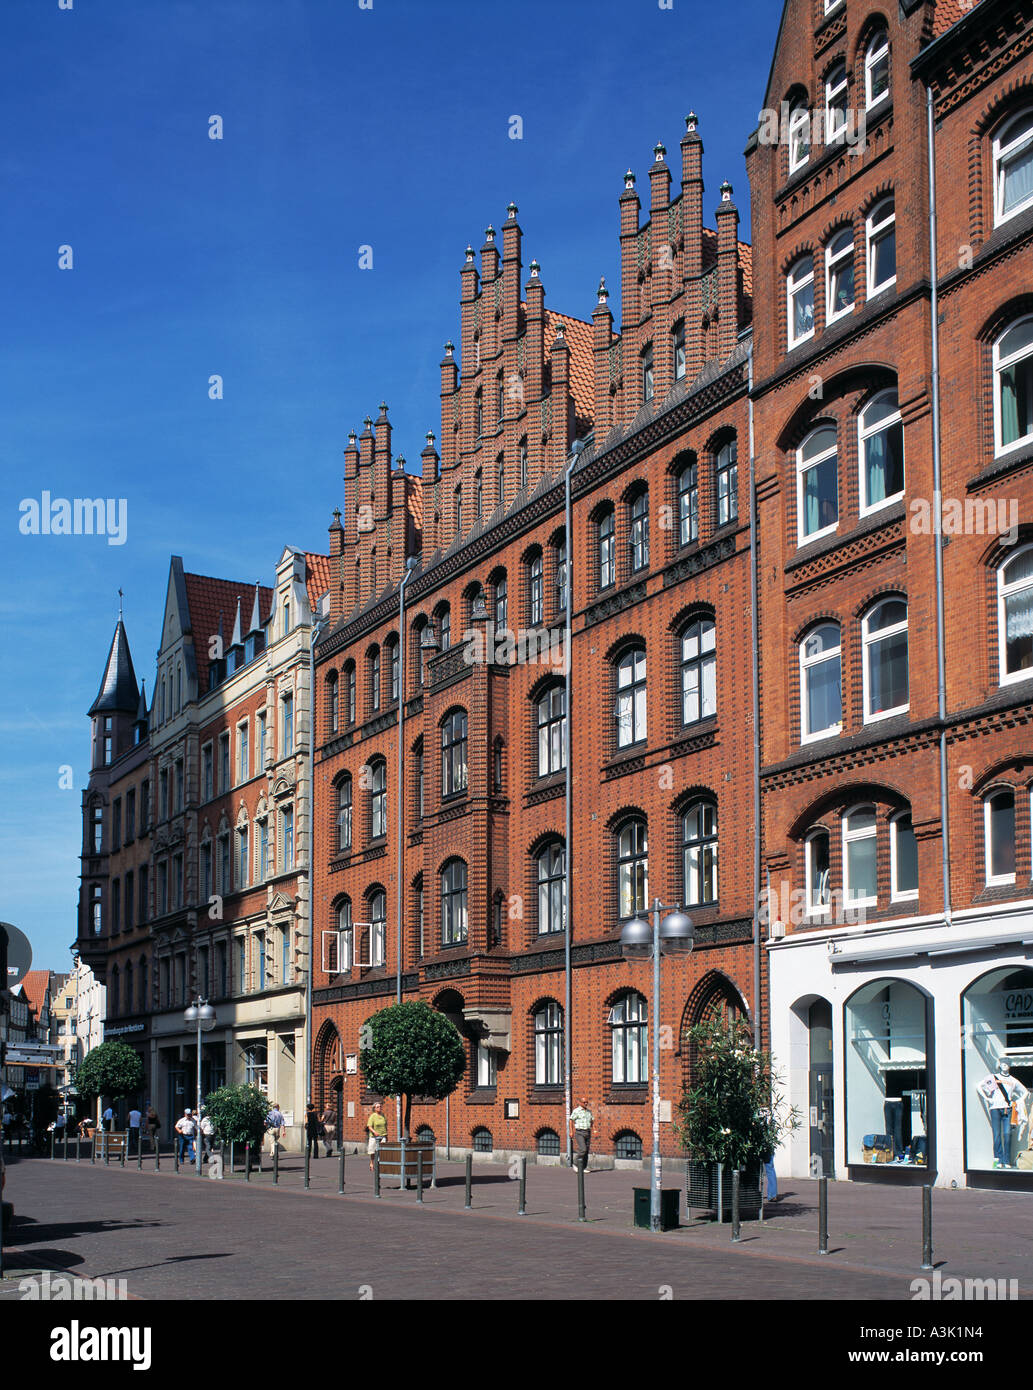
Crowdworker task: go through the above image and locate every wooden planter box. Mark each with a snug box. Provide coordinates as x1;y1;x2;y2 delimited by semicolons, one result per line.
376;1140;436;1187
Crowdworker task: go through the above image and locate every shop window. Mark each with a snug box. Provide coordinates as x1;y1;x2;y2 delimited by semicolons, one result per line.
962;967;1033;1172
845;979;929;1167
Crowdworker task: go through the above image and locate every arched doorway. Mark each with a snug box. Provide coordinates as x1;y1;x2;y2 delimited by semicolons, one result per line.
313;1020;342;1110
679;971;748;1095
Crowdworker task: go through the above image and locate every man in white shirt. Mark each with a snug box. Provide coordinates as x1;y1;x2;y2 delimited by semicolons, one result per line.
174;1109;197;1164
127;1107;142;1153
979;1062;1029;1168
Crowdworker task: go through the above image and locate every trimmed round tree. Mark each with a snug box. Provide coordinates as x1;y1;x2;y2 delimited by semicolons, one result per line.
360;1001;465;1139
74;1041;145;1109
202;1084;269;1148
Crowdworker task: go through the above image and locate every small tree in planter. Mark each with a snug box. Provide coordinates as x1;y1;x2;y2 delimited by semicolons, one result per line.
202;1084;269;1149
74;1042;145;1117
360;1001;465;1140
675;1016;799;1191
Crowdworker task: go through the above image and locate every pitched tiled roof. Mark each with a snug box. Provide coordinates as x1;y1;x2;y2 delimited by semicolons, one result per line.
20;969;50;1021
546;309;595;435
304;552;332;615
932;0;983;37
701;229;754;294
183;573;274;690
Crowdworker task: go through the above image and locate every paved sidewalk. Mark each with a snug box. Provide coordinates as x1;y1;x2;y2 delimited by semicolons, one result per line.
2;1147;1030;1299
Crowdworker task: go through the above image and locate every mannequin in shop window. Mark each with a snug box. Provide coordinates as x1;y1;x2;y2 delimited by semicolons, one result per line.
978;1061;1029;1169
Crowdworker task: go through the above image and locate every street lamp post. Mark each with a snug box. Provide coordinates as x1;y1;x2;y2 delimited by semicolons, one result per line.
620;901;694;1232
184;998;216;1176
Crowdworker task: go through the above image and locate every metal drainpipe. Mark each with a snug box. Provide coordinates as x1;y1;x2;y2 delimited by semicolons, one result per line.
305;611;330;1111
748;342;762;1041
927;86;952;929
396;558;417;1007
563;441;582;1167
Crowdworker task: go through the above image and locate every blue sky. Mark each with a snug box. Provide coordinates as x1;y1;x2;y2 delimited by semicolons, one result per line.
0;0;779;972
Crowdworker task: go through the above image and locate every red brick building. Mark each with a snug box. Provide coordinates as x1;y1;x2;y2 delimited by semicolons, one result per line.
312;129;758;1164
751;0;1033;1186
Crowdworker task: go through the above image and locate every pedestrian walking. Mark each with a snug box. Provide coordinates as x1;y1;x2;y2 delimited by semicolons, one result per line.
569;1096;594;1171
320;1105;336;1158
101;1104;114;1133
145;1106;160;1153
174;1108;197;1164
265;1101;286;1157
366;1101;387;1171
304;1103;322;1160
199;1110;215;1163
127;1106;142;1153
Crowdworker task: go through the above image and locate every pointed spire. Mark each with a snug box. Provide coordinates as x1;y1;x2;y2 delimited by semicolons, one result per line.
248;584;262;635
136;678;148;723
229;598;243;649
88;618;139;716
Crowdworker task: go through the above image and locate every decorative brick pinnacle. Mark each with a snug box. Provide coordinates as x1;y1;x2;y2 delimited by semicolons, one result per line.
624;169;636;189
720;181;733;201
654;141;667;162
507;202;518;218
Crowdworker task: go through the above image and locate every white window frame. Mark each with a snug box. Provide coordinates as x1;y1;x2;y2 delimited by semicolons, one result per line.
615;648;648;748
825;227;855;325
476;1042;497;1089
823;0;843;13
984;790;1016;886
796;425;839;545
997;544;1033;686
993;316;1033;457
787;256;815;349
865;198;896;298
788;103;811;175
799;623;842;742
862;599;909;722
994;109;1033;227
842;804;878;907
858;390;905;516
864;31;890;111
825;62;848;142
889;810;919;902
805;828;832;916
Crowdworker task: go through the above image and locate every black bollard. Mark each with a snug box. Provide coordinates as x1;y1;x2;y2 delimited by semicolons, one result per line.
76;1134;81;1164
304;1143;310;1190
518;1157;527;1216
400;1138;407;1192
464;1153;472;1209
50;1131;55;1161
120;1137;126;1167
577;1161;587;1222
245;1143;251;1181
137;1136;142;1171
731;1168;742;1242
154;1139;160;1172
818;1175;829;1255
374;1151;381;1198
274;1143;280;1184
921;1186;933;1272
173;1144;179;1173
63;1130;68;1162
104;1134;110;1167
90;1131;95;1164
416;1151;424;1203
229;1141;235;1176
338;1147;345;1194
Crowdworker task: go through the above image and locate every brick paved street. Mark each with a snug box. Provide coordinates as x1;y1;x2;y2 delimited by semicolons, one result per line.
3;1150;1031;1300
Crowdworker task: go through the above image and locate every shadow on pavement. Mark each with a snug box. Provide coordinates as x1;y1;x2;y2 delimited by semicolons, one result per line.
9;1215;164;1248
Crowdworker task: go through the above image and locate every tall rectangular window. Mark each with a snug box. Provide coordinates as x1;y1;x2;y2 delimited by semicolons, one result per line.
175;759;184;812
112;799;122;852
238;723;249;782
283;694;294;757
257;711;267;768
281;807;295;870
219;733;230;791
126;788;136;841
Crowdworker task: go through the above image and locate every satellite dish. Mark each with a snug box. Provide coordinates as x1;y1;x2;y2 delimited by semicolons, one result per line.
0;922;33;989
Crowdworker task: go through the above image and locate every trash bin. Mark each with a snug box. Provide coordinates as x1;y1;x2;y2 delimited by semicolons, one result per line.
633;1186;680;1231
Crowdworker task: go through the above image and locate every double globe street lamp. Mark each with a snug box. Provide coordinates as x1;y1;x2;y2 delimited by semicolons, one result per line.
620;901;694;1233
184;998;216;1175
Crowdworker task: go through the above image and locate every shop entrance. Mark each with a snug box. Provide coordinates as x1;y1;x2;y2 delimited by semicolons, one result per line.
808;999;835;1178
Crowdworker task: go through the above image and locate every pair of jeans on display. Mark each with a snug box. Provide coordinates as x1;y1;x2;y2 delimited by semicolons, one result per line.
990;1108;1012;1166
884;1098;905;1160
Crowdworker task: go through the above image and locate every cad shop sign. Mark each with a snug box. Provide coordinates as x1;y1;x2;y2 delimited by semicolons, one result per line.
1002;989;1033;1021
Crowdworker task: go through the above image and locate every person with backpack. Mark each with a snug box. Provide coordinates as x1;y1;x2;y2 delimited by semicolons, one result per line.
145;1106;160;1153
304;1103;321;1161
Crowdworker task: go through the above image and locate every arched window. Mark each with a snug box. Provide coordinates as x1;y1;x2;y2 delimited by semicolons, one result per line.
344;662;356;725
825;226;855;324
441;858;468;944
519;437;528;489
788;100;811;174
338;899;353;971
800;623;842;740
537;1128;561;1156
864;30;890;110
385;636;399;703
628;490;649;572
496;455;505;512
616;647;647;747
617;819;649;918
369;647;381;714
866;197;896;297
537;684;567;775
434;602;451;652
598;508;616;588
682;799;718;905
985;788;1016;884
787;255;815;348
494;574;508;630
825;61;848;141
680;617;716;725
370;760;387;839
537;841;566;935
554;535;568;613
859;390;904;512
641;343;654;401
528;552;544;626
993;109;1033;226
797;424;838;542
337;776;352;853
994;316;1033;455
678;459;698;545
454;485;463;536
672;321;686;381
534;1003;563;1085
843;804;878;904
474;469;483;522
611;992;648;1084
327;672;339;735
472;1126;493;1152
862;598;909;721
441;709;468;797
369;890;386;966
715;439;738;526
998;545;1033;683
615;1131;644;1160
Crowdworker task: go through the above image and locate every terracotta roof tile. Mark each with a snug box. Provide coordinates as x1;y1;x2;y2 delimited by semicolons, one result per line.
20;969;50;1021
183;573;274;690
304;552;332;615
545;309;595;435
932;0;983;37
